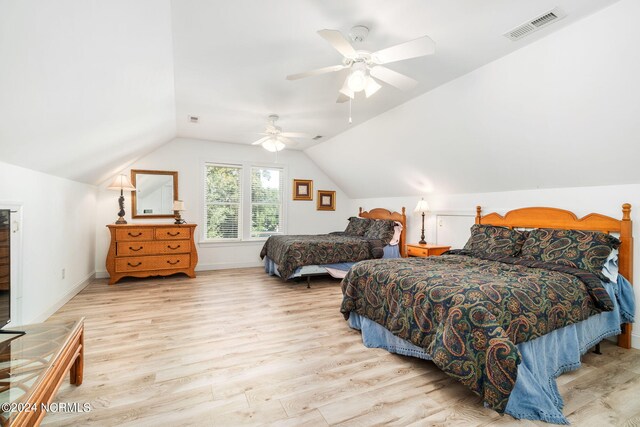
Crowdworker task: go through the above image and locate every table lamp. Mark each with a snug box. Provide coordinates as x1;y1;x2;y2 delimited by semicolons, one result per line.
414;198;430;245
173;200;186;224
107;174;136;224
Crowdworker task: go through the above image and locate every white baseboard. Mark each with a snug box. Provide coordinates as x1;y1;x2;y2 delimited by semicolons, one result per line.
95;271;109;279
29;271;95;324
632;333;640;350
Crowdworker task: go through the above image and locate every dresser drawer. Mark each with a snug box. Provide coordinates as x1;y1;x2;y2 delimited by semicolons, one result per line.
117;240;191;256
115;254;191;273
115;228;154;241
155;227;190;240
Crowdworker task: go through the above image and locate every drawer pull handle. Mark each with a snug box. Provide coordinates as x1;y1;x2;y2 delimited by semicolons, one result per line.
128;232;142;237
127;262;142;267
168;245;181;250
167;260;180;265
167;231;181;237
129;246;143;252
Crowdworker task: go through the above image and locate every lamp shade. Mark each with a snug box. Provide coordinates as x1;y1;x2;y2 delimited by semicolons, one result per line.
414;198;430;213
107;174;136;191
173;200;185;211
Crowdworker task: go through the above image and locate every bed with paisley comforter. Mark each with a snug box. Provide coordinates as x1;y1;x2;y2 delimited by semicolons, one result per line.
260;207;407;281
341;205;635;424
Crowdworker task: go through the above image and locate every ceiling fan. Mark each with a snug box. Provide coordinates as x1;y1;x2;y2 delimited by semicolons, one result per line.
286;26;435;102
251;115;311;152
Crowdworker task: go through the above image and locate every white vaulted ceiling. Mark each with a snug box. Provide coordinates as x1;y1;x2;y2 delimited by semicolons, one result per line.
170;0;618;149
0;0;176;184
0;0;624;187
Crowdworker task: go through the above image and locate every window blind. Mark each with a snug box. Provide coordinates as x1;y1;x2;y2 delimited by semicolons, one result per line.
250;167;284;238
205;164;242;239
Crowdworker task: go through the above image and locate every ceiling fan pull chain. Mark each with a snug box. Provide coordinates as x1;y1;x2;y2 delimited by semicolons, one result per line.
349;97;353;124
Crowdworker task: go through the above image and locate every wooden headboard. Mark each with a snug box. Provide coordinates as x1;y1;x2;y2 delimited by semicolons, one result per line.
359;207;407;258
476;204;633;349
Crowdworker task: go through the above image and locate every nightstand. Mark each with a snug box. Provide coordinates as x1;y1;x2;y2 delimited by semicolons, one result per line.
406;243;451;257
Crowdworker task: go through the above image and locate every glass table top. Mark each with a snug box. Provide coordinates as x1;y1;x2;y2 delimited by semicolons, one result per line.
0;320;81;424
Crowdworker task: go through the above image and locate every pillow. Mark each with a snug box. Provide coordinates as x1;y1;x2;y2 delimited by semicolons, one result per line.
463;224;528;257
344;217;372;236
519;228;621;281
364;219;396;245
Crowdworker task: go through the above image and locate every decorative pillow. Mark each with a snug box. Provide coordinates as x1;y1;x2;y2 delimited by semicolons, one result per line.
364;219;396;245
463;224;528;257
519;228;621;281
344;217;372;236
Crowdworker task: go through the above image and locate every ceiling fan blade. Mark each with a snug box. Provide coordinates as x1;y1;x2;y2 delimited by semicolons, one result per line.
336;93;350;103
286;64;346;80
251;136;271;146
280;132;312;139
372;35;435;65
370;66;418;91
318;29;357;58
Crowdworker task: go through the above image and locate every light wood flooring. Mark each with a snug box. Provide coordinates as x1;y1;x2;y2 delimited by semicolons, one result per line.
41;268;640;426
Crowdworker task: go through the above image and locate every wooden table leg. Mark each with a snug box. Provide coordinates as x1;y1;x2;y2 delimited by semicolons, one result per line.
70;329;84;386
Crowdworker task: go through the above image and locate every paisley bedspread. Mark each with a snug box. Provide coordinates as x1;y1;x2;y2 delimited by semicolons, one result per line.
260;234;384;279
340;253;613;412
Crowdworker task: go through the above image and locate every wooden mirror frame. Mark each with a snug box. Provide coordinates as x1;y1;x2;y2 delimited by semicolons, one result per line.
131;170;179;219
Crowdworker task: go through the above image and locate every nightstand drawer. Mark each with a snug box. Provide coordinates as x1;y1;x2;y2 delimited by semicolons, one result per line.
407;246;430;257
406;244;451;257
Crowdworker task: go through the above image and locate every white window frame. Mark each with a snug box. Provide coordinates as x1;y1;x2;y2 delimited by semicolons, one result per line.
202;161;287;244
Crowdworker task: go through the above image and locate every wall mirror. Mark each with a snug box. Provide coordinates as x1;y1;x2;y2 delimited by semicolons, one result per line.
131;170;178;218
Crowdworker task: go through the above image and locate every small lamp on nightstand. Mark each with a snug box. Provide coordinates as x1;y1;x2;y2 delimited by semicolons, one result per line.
414;198;430;245
107;174;136;224
173;200;186;224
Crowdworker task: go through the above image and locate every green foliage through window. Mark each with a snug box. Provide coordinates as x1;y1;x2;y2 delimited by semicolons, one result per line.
205;165;241;239
251;167;283;238
205;164;284;240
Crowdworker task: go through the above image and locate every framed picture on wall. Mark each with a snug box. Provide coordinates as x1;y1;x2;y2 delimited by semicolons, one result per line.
317;190;336;211
293;179;313;201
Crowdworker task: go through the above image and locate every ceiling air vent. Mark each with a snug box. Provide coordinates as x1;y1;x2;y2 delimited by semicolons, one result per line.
188;115;199;123
503;7;566;41
312;135;323;140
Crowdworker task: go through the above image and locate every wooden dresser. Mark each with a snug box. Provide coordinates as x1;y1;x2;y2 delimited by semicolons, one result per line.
106;224;198;285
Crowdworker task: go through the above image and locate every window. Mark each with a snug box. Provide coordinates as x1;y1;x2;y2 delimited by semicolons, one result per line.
205;163;285;241
205;164;242;240
250;167;284;238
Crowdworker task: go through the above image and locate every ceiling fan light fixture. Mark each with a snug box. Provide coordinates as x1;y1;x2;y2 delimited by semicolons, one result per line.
262;138;285;152
364;77;381;98
347;69;367;92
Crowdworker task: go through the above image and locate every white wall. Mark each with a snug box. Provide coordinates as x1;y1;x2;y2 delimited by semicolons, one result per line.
95;138;350;275
0;0;176;185
0;161;97;325
306;0;640;199
352;183;640;348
